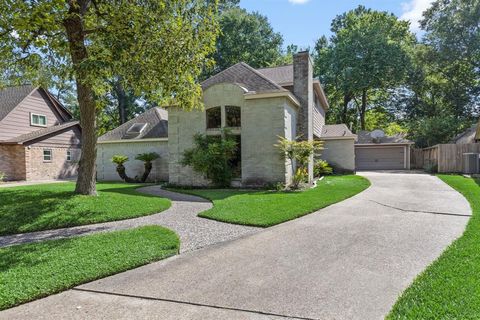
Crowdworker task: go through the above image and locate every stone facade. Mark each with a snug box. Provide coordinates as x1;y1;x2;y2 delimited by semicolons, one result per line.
168;83;296;187
0;145;26;181
319;138;355;173
26;147;80;180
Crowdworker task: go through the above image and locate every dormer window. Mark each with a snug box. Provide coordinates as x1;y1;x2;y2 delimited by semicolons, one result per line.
206;106;221;129
226;106;241;127
31;113;47;127
123;123;147;139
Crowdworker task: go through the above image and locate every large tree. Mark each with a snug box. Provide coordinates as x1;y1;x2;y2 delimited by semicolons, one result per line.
315;6;415;130
0;0;219;195
206;7;284;76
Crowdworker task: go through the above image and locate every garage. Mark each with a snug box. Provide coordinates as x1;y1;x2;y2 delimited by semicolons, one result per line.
355;130;414;171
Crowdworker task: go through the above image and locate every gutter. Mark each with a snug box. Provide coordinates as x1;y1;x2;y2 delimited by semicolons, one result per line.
97;138;168;144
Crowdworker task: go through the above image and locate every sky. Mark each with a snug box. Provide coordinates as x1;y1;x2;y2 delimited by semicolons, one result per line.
239;0;434;49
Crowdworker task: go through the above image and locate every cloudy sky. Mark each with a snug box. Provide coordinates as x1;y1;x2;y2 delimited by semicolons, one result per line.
239;0;434;49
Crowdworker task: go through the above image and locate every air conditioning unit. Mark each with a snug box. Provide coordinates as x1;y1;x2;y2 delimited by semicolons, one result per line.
462;153;480;174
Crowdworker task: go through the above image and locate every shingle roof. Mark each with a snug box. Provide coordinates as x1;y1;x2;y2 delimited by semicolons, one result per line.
98;107;168;142
0;85;36;122
451;124;478;144
356;131;413;144
1;121;80;144
320;124;356;138
201;62;285;93
256;65;293;85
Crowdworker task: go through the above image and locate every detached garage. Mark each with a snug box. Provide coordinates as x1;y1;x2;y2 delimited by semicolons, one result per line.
355;130;414;171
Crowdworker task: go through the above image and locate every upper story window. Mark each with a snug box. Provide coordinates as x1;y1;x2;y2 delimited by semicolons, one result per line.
66;150;72;162
31;113;47;127
206;106;221;129
43;149;52;162
225;106;241;127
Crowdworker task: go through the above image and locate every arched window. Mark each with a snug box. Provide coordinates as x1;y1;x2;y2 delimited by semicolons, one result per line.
206;106;221;129
225;106;241;127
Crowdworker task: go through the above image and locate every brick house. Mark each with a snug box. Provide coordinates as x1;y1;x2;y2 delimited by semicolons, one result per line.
0;85;81;181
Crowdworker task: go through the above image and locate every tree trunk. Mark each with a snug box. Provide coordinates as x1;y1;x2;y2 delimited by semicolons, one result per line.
360;89;367;130
342;93;352;125
114;81;128;124
140;162;153;183
64;1;97;196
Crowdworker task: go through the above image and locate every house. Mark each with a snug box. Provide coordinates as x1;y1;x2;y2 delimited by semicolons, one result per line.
168;52;355;186
97;52;357;186
355;130;414;170
96;107;168;181
451;123;480;144
0;85;81;181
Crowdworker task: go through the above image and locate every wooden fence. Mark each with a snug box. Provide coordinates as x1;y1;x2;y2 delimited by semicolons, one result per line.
411;143;480;172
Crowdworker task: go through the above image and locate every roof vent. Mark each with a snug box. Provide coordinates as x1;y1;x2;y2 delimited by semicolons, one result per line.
123;123;147;139
371;129;385;143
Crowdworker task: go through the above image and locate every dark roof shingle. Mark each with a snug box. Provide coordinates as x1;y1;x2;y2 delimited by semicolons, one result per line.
201;63;285;93
256;65;293;85
98;107;168;141
320;124;356;138
0;85;36;122
356;131;413;144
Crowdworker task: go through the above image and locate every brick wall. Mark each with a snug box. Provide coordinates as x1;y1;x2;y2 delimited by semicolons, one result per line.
26;147;80;180
0;144;27;181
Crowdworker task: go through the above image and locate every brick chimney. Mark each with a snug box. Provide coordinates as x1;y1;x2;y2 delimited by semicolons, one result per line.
293;51;314;183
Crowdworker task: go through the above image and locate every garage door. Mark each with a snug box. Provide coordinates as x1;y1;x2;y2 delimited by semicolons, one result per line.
355;146;405;170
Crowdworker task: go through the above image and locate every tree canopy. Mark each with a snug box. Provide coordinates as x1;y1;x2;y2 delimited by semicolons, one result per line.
0;0;219;194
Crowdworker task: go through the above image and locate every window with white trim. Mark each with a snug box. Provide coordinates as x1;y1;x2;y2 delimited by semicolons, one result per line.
66;150;72;161
43;149;52;162
31;113;47;127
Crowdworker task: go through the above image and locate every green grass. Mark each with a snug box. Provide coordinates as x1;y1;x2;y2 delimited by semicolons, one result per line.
174;175;370;227
0;182;171;236
387;175;480;319
0;226;179;310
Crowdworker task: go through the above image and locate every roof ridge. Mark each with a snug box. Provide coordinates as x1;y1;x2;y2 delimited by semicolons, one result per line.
256;64;293;71
200;62;245;87
238;62;285;91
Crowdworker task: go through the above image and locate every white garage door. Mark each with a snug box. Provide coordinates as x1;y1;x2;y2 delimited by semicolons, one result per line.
355;146;406;170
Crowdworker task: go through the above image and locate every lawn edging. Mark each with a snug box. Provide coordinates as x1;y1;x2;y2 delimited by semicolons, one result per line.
387;174;478;319
0;226;180;310
172;175;370;227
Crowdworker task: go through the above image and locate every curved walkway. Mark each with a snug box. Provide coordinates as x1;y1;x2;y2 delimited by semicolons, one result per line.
0;186;259;253
2;172;471;320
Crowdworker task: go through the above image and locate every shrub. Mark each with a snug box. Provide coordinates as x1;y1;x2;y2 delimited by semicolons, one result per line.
314;160;333;177
275;137;323;189
0;171;5;182
111;155;129;165
181;131;237;187
424;162;438;173
111;155;135;183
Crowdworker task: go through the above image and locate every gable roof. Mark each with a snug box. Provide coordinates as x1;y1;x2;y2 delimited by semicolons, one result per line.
98;107;168;142
0;121;80;144
451;124;479;144
257;65;293;85
201;62;285;93
0;85;72;122
0;85;37;122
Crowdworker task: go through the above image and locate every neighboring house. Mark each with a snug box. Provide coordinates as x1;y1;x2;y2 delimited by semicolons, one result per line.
355;130;414;170
0;85;81;181
98;52;355;185
96;107;168;182
451;124;480;144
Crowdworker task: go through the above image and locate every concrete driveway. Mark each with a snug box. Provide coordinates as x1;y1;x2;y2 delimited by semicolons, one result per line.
1;172;471;320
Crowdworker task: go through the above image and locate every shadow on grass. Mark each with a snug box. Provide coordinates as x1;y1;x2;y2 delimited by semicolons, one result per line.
0;184;167;236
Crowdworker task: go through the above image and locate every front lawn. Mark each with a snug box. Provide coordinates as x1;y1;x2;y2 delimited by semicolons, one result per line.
0;226;179;310
175;175;369;227
0;182;171;236
387;175;479;319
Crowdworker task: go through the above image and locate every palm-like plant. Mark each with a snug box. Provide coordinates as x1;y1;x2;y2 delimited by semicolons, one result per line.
111;155;136;182
135;152;160;182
